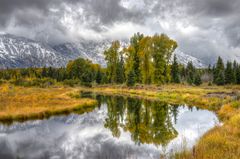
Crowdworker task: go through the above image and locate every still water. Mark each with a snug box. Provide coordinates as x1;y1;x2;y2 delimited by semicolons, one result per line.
0;94;219;159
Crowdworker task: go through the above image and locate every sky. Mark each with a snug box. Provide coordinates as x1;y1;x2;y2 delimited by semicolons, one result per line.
0;0;240;64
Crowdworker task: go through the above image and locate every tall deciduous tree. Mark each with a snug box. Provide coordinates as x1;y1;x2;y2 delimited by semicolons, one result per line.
104;41;120;83
66;58;94;85
150;34;177;84
129;32;144;83
139;36;153;84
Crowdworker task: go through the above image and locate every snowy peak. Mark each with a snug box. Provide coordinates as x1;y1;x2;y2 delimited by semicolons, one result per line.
174;50;207;68
0;34;66;69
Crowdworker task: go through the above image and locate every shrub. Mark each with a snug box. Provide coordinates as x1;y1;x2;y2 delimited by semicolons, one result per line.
0;79;5;85
11;78;55;87
63;79;80;87
81;82;92;87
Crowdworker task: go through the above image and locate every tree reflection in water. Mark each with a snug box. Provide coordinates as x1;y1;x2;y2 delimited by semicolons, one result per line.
96;95;180;147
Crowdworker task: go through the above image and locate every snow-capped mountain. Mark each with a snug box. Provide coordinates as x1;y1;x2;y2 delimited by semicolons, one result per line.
0;34;206;69
173;49;207;68
0;34;67;69
53;41;111;65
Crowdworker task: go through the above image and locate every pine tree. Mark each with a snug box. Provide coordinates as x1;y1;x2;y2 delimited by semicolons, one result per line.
207;64;212;73
127;70;136;87
216;71;225;85
101;70;108;84
96;69;102;84
225;61;234;84
233;60;238;84
179;66;186;82
194;72;202;86
116;53;125;84
47;67;54;78
171;55;180;83
214;56;225;85
186;61;195;85
41;67;47;78
236;66;240;84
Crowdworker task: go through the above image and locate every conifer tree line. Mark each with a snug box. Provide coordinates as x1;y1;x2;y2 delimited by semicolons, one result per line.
0;59;101;86
0;33;240;87
212;56;240;85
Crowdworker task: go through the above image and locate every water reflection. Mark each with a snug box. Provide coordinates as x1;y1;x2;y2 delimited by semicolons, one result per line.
0;94;219;159
103;96;178;146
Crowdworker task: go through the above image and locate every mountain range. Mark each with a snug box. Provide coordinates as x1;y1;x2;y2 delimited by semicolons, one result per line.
0;34;207;69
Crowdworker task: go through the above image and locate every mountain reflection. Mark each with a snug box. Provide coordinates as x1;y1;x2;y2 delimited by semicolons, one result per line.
95;95;180;146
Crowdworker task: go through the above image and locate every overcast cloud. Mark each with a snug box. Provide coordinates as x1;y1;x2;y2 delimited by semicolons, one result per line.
0;0;240;64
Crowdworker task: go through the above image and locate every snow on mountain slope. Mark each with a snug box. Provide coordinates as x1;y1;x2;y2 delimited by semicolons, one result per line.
173;49;207;68
53;41;111;65
0;34;206;69
0;34;67;69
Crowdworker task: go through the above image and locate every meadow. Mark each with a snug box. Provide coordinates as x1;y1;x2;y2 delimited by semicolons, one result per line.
0;84;97;123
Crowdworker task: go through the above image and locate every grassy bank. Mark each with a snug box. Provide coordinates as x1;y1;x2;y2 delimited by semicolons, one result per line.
0;84;97;123
78;84;240;159
79;84;239;111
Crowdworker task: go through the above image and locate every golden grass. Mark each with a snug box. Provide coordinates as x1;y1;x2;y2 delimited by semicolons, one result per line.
79;84;240;159
0;84;97;123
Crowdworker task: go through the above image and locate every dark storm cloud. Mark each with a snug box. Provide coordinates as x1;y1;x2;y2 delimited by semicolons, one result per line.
0;0;54;27
187;0;240;17
184;0;240;49
0;0;148;42
81;0;138;24
0;0;146;28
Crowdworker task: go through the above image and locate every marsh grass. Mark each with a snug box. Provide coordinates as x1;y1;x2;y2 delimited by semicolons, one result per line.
0;84;97;123
79;84;232;111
